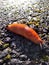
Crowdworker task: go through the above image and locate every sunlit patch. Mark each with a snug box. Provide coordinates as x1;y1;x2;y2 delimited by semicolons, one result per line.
8;0;39;6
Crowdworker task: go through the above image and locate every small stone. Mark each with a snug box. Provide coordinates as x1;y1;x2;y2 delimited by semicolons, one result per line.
0;59;3;63
0;59;3;64
46;16;49;21
3;43;9;48
4;54;11;60
33;17;37;21
0;48;11;59
4;37;11;42
20;55;28;60
0;40;3;45
10;59;22;64
11;50;20;57
42;62;48;65
25;60;31;65
1;32;5;36
43;29;47;33
28;16;32;21
11;42;16;48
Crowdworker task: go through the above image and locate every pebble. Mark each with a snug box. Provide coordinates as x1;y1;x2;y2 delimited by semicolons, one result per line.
27;16;32;21
46;16;49;21
19;55;28;61
11;50;20;57
0;59;3;63
11;42;16;49
25;60;31;65
43;29;47;33
10;59;23;64
1;32;5;36
42;62;48;65
4;37;11;42
45;49;49;55
0;48;11;59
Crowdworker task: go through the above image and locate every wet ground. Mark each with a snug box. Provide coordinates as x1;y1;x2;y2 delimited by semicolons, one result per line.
0;0;49;65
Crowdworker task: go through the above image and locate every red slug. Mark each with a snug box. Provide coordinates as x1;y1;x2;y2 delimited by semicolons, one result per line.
6;22;44;45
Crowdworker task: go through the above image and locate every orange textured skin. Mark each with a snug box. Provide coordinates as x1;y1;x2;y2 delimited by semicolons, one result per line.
6;22;43;44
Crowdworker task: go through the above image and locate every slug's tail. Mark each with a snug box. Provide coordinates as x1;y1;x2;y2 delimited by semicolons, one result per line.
40;40;49;50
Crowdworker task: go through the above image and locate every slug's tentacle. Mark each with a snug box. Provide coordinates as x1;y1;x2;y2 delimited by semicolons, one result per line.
40;40;49;50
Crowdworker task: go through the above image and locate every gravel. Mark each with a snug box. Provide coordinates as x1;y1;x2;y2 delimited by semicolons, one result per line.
0;0;49;65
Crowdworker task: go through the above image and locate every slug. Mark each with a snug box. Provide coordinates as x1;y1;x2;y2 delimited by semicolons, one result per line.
6;22;44;45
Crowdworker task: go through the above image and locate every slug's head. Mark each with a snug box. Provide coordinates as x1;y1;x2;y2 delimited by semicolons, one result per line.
6;22;17;30
6;24;12;30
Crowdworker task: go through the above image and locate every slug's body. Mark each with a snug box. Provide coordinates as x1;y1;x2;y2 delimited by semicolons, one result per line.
6;22;43;44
